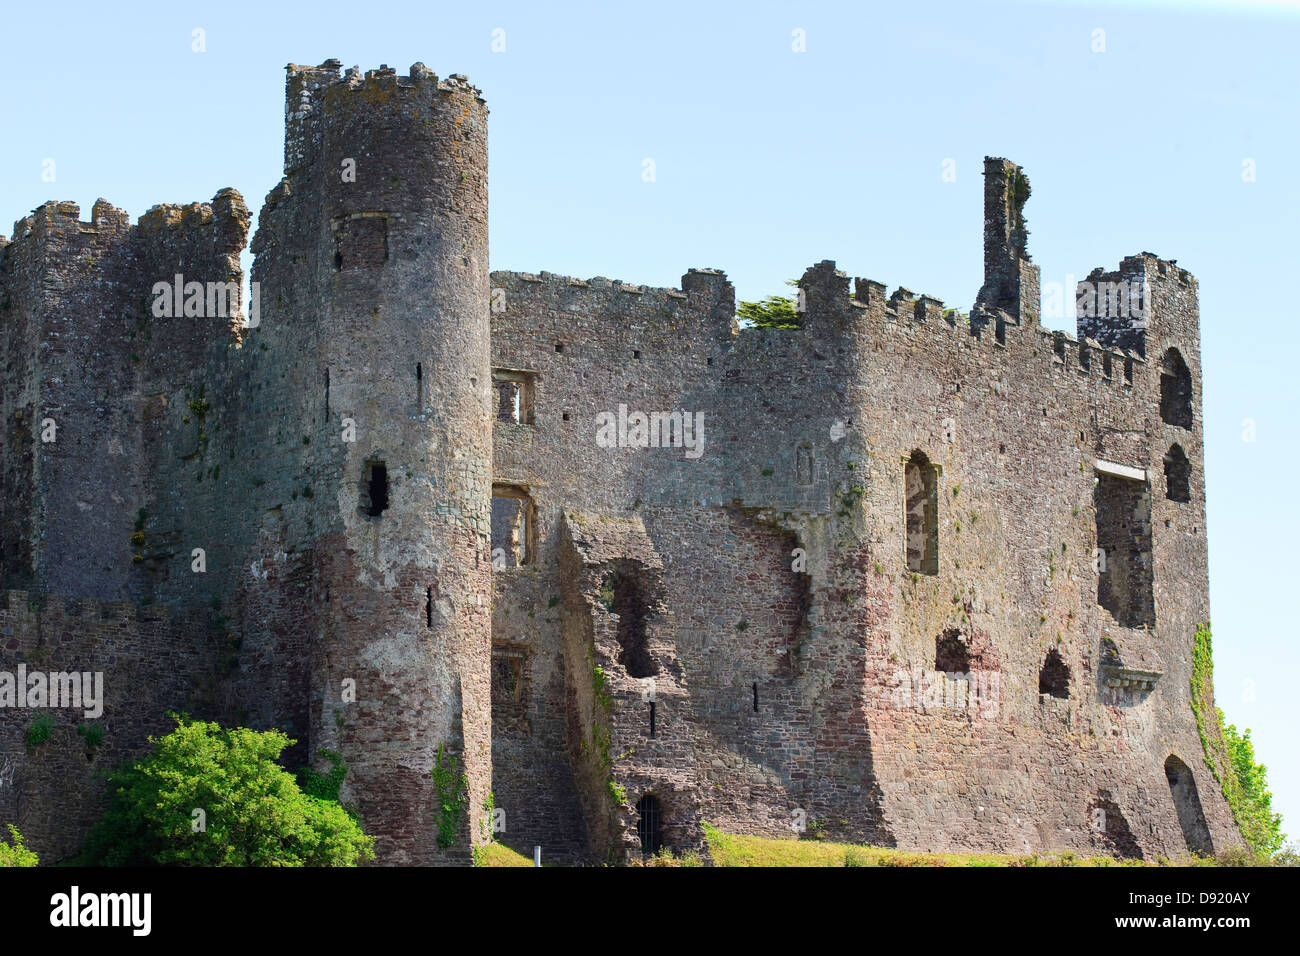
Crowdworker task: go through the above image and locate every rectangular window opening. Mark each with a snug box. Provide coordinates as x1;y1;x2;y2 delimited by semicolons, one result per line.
491;483;536;567
1095;471;1154;628
360;459;389;518
905;453;939;575
492;369;536;425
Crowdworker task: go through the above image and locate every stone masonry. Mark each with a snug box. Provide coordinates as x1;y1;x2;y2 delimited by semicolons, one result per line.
0;61;1240;864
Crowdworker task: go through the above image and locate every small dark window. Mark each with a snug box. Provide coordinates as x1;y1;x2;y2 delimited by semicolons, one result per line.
492;654;523;703
752;682;759;712
1039;648;1070;698
935;629;970;673
555;343;564;353
636;794;664;856
426;586;433;629
649;701;656;737
360;459;389;518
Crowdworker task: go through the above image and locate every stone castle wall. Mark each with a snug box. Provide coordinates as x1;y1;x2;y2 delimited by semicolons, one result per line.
0;60;1240;864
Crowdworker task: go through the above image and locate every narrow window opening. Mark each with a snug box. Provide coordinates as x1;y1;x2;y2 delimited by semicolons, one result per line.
1159;348;1193;428
491;484;535;567
1095;471;1154;627
1038;648;1070;698
633;349;641;359
425;586;433;629
562;412;570;421
752;681;759;712
324;367;330;422
648;701;656;737
416;362;423;411
555;342;564;353
905;451;939;575
1164;444;1190;503
359;459;389;518
1103;353;1113;378
636;794;664;856
935;629;971;673
1124;358;1134;384
796;443;814;486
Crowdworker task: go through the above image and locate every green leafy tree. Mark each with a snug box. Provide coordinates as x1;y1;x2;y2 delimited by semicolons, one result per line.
0;825;38;867
82;715;374;866
737;279;802;330
1221;714;1285;856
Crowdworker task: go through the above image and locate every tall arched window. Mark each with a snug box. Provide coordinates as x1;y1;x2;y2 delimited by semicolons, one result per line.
1159;348;1192;428
905;451;939;575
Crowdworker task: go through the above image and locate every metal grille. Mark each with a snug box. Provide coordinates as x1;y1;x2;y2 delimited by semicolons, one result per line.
636;795;663;856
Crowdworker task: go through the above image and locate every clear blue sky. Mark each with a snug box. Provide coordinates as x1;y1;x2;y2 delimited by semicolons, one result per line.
2;0;1295;843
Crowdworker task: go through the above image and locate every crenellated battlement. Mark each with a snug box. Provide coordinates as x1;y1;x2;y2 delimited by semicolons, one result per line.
6;190;247;251
283;59;484;174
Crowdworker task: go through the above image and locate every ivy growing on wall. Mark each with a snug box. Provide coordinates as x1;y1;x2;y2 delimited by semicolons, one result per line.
1191;622;1285;856
431;743;468;850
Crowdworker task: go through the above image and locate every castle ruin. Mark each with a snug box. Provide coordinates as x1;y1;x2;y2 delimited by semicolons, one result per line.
0;61;1240;864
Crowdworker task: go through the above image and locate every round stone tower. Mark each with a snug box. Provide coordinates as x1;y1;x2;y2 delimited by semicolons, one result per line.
256;61;492;864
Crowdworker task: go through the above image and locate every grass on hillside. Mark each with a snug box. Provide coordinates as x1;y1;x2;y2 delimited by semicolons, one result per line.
473;824;1294;867
473;842;536;867
703;824;1147;867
